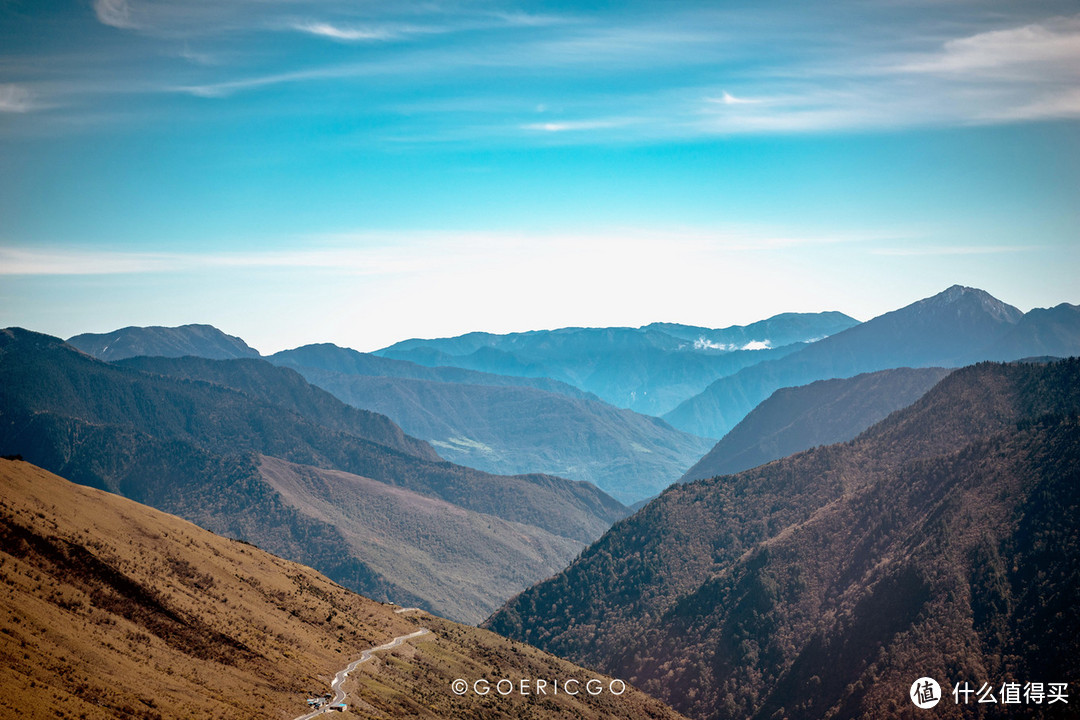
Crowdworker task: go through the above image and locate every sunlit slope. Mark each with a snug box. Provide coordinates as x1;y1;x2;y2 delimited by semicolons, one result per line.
0;459;687;720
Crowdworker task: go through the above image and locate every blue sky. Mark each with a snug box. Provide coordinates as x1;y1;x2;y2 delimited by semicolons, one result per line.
1;0;1077;352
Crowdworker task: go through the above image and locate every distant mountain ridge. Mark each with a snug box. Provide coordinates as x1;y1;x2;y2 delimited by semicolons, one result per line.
382;313;859;358
68;323;260;361
664;286;1080;438
486;358;1080;720
981;302;1080;361
376;312;859;416
681;366;953;481
62;313;861;440
271;342;597;400
643;312;858;350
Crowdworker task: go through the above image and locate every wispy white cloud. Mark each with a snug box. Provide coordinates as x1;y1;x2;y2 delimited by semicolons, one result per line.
690;14;1080;134
690;337;771;351
0;248;168;275
871;245;1037;257
176;45;220;66
897;17;1080;77
173;61;394;98
15;3;1080;139
0;223;913;277
0;84;35;113
877;14;1080;124
665;13;1080;134
707;91;761;106
521;118;634;133
994;87;1080;122
488;11;569;28
93;0;137;30
292;21;398;42
530;25;721;67
693;338;734;351
173;16;725;99
0;245;435;276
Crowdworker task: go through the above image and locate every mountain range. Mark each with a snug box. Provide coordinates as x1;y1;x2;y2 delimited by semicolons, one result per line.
485;358;1080;719
664;286;1080;438
375;312;860;417
9;285;1079;719
0;458;686;720
55;286;1080;505
0;329;624;623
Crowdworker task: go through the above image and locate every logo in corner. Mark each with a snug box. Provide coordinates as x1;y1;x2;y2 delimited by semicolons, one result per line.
910;677;941;709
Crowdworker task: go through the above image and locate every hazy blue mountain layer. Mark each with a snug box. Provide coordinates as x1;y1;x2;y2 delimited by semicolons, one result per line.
680;366;952;482
281;366;712;503
376;312;858;416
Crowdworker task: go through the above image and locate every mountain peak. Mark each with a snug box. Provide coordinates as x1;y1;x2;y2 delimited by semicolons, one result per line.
916;285;1023;323
67;323;260;361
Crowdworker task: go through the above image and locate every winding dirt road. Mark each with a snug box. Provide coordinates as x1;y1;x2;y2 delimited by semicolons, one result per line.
293;628;430;719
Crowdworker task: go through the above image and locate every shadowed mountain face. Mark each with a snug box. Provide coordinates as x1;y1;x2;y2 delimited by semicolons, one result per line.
979;302;1080;361
485;359;1080;720
662;285;1069;439
0;460;687;720
681;367;953;482
68;323;260;361
375;312;859;417
0;328;625;622
268;348;712;503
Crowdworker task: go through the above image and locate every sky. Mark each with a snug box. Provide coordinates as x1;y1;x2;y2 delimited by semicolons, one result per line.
1;0;1078;353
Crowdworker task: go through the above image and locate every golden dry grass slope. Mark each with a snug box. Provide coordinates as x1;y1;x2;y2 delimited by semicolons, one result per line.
0;459;685;720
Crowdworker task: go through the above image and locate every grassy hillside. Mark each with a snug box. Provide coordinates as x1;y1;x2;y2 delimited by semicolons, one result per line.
256;456;582;624
0;459;686;720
